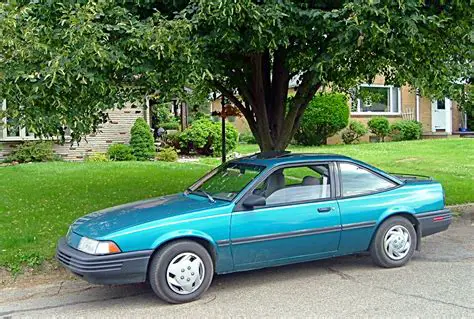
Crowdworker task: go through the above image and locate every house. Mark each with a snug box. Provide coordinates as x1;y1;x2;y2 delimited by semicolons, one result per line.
211;75;466;144
0;99;152;161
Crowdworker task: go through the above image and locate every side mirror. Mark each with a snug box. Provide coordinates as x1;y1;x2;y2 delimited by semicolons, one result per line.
243;194;266;209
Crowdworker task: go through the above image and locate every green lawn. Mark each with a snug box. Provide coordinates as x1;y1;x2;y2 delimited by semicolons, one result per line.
0;162;210;273
0;138;473;273
233;139;474;205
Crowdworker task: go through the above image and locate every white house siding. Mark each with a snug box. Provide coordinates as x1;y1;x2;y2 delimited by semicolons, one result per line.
0;103;148;161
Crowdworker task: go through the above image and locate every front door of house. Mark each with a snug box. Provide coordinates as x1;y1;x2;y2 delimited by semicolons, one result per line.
432;98;451;132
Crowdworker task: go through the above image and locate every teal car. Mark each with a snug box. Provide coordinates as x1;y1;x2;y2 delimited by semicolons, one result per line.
57;152;452;303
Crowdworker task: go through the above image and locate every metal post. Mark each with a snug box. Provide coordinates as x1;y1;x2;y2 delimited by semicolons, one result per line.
221;95;226;163
180;101;188;131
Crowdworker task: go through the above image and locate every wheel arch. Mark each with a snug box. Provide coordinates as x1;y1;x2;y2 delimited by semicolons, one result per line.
146;231;218;280
372;211;421;250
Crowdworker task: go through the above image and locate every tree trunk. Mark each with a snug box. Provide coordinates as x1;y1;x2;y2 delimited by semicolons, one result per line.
215;51;321;152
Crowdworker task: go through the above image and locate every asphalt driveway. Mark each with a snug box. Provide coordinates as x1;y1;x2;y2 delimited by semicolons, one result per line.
1;214;473;318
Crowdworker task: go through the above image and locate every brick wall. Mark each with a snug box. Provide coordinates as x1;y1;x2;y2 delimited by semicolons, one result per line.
0;104;147;161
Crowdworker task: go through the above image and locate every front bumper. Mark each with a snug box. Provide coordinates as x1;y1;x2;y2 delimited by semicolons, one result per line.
417;209;452;237
56;238;153;285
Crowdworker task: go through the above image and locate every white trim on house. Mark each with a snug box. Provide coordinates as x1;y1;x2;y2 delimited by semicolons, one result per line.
416;89;420;121
445;98;452;134
351;84;402;115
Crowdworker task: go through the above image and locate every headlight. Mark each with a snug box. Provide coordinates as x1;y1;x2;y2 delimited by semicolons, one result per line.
77;237;121;255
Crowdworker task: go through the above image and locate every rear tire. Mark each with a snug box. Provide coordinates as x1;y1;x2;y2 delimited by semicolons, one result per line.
148;240;214;304
370;216;417;268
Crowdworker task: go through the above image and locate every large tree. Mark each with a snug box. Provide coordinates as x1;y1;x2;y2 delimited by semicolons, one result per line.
1;1;472;150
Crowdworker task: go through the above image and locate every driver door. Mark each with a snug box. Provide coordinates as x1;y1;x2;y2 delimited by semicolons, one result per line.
230;163;341;269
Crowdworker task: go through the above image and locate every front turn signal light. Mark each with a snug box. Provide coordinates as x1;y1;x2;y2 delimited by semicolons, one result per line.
96;241;122;255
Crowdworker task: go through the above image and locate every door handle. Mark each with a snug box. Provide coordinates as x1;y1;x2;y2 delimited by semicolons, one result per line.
317;207;333;213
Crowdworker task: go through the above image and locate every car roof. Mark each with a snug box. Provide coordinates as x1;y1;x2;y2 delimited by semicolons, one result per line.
232;152;354;168
231;152;401;184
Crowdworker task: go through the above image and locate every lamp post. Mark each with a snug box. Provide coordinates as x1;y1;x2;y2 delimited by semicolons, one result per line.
213;94;240;163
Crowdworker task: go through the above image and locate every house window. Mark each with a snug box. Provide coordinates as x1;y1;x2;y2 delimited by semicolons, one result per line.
1;99;36;141
352;85;401;114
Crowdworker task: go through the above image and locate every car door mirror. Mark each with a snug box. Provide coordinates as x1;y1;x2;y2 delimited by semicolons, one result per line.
243;194;266;209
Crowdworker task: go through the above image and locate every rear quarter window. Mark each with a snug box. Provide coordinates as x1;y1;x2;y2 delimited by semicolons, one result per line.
340;162;396;197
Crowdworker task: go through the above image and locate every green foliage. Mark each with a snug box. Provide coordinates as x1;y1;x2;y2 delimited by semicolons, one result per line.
450;84;474;129
0;2;193;141
163;131;182;149
179;118;238;156
5;141;56;163
107;144;135;161
156;147;179;162
154;103;173;125
390;120;423;141
161;121;180;130
342;121;368;144
294;93;349;146
0;1;471;149
8;250;44;275
130;118;155;161
367;117;391;142
239;132;257;144
85;153;109;162
468;118;474;131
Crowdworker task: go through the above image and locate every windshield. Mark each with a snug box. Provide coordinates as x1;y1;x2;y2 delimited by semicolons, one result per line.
188;162;265;201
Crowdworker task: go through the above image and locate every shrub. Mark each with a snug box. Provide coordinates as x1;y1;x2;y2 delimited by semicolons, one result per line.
294;93;349;146
179;118;238;156
163;131;181;149
85;152;109;162
341;120;368;144
215;124;239;156
130;118;155;161
6;141;55;163
367;117;390;142
468;118;474;131
107;144;135;161
154;103;173;124
161;121;180;131
390;120;423;141
239;132;257;144
156;147;178;162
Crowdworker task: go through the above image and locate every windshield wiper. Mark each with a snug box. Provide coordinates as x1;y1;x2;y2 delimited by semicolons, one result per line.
184;187;192;196
198;190;216;203
186;188;216;203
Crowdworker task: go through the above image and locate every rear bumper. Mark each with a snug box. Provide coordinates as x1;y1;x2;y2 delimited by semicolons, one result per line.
417;209;452;237
56;238;153;285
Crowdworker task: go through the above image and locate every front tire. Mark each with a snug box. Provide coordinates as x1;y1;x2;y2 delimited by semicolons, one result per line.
370;216;417;268
148;240;214;304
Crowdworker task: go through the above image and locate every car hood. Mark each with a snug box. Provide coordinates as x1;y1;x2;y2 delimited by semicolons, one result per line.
70;193;229;238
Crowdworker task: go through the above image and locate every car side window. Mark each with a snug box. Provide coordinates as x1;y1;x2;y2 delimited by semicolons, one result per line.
254;164;331;206
339;163;396;197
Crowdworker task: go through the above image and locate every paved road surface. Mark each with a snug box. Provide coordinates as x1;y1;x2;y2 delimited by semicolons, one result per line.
1;215;473;318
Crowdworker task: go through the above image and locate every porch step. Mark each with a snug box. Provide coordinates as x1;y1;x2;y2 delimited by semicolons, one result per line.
422;132;450;139
454;131;474;138
423;132;450;136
